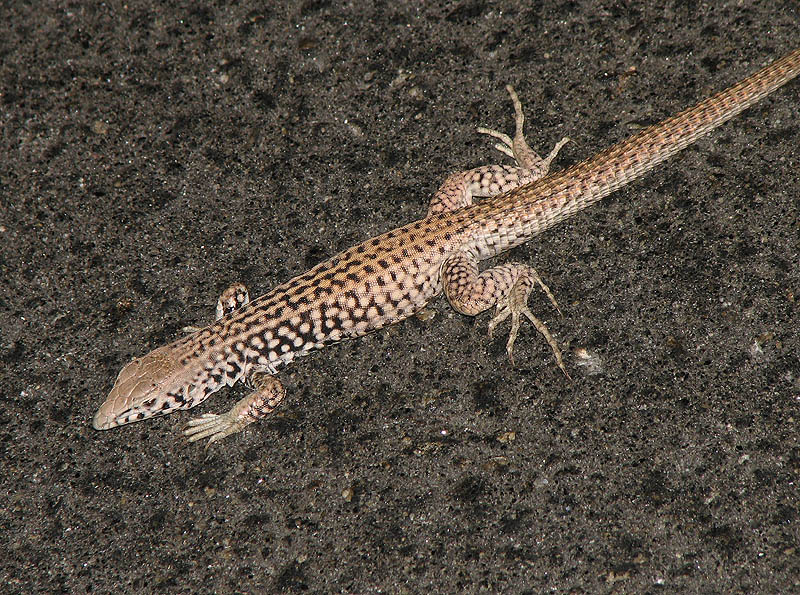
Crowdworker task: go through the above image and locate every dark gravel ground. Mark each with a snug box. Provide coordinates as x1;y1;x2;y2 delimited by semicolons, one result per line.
2;1;799;593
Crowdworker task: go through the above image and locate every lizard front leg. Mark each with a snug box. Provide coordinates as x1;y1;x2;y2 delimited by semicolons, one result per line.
215;282;250;319
183;282;251;333
181;283;286;447
183;371;286;447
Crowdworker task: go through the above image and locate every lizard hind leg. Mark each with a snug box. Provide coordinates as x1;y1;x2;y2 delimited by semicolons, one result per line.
477;85;570;177
183;371;285;448
427;87;569;217
442;251;567;376
487;273;568;377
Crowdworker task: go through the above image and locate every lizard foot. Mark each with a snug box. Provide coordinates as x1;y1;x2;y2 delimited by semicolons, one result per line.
488;273;568;377
477;85;570;174
184;372;285;448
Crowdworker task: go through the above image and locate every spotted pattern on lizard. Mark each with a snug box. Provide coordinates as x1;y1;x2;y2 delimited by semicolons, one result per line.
94;48;800;446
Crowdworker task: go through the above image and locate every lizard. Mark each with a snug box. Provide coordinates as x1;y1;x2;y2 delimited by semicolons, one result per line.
93;47;800;447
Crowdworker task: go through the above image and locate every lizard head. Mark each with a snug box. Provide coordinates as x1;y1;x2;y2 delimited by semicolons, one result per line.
93;344;201;430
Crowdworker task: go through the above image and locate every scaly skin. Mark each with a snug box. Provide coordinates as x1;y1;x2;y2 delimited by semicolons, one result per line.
94;48;800;446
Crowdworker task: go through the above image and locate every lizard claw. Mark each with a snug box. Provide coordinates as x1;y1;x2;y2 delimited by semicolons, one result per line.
184;412;245;450
184;372;285;448
488;279;569;378
477;85;570;174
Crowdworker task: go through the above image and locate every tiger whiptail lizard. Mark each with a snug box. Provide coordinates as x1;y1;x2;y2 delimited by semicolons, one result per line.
94;48;800;447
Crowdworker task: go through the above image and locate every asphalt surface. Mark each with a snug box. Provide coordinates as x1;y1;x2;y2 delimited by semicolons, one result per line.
2;1;799;592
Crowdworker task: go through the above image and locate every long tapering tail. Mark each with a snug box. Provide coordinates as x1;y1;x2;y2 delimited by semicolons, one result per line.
503;47;800;229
